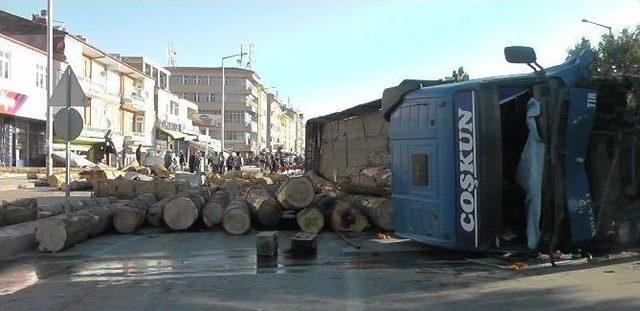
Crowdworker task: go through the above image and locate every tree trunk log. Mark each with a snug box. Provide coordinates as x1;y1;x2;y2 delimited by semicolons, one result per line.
202;190;230;227
296;207;325;233
334;165;392;197
115;180;137;199
0;198;38;226
113;194;157;233
162;190;207;230
277;176;315;210
307;171;345;198
35;201;127;252
155;181;178;200
244;186;282;228
47;173;79;189
60;179;93;192
146;198;171;226
329;199;369;232
222;199;251;235
341;194;394;231
135;181;157;197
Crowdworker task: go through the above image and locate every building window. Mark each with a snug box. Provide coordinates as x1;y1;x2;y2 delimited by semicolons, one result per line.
197;76;209;85
225;131;240;141
184;75;197;85
209;93;217;102
170;101;179;115
0;50;10;79
183;92;196;102
199;109;220;115
225;110;245;123
134;115;144;133
411;154;429;187
170;75;183;85
195;92;208;102
35;64;46;88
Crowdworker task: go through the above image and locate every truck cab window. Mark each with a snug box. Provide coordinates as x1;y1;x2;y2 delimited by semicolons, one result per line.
411;154;428;187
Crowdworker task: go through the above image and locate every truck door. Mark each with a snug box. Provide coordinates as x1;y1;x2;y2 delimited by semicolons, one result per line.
390;96;455;248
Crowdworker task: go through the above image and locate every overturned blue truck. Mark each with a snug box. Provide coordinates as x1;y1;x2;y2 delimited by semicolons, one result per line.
381;47;640;252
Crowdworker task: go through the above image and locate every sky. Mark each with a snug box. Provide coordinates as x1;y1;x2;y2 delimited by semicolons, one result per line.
1;0;639;118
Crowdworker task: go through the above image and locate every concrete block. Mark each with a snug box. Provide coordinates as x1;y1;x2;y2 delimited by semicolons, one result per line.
290;232;317;257
175;172;204;187
256;231;278;257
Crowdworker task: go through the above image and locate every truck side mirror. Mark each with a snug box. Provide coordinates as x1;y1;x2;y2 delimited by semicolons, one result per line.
504;46;544;72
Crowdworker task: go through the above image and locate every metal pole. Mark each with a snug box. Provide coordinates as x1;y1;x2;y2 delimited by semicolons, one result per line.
65;73;71;212
46;0;54;177
221;59;225;153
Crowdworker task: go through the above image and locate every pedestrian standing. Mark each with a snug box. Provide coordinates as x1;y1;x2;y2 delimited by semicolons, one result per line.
234;152;242;170
179;152;185;171
188;152;195;173
226;153;234;172
136;144;142;165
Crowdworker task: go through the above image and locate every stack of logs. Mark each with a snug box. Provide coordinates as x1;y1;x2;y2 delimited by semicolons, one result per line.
34;167;395;253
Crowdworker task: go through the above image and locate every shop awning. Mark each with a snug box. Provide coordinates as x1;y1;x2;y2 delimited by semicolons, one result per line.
184;133;199;141
52;143;92;152
158;128;186;140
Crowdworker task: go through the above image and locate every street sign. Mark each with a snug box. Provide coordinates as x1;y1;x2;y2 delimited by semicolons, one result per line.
49;66;87;211
53;108;83;141
50;67;87;107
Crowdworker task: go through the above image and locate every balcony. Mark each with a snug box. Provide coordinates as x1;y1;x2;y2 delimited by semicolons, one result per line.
121;92;146;112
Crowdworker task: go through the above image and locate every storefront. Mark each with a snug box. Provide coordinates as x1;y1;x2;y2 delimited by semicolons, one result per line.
0;114;46;167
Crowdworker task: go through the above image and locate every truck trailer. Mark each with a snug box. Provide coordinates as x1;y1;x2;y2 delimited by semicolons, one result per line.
382;47;640;252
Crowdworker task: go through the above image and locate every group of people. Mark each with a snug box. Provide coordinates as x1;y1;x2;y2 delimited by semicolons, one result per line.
163;149;246;174
254;149;303;174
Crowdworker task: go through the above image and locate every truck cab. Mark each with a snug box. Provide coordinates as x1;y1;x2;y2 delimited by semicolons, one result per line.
383;48;640;251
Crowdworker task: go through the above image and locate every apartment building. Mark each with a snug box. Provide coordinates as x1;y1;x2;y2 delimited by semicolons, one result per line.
165;67;267;154
122;56;218;156
0;32;66;167
266;93;282;150
0;10;156;166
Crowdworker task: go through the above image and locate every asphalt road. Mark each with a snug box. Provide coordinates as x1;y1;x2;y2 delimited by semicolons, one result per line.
0;227;639;311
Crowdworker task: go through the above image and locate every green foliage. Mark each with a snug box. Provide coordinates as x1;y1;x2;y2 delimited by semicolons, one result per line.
567;25;640;75
445;66;470;82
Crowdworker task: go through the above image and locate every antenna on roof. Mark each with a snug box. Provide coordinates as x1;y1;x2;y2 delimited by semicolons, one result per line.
246;44;253;70
167;42;177;66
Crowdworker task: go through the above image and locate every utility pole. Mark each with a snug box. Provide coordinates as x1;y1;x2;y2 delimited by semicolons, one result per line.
46;0;54;177
220;51;246;153
581;18;612;35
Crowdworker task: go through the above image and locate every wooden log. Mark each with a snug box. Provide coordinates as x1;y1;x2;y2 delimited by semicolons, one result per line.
296;207;325;234
335;165;392;197
155;181;178;200
0;198;38;226
244;186;282;228
222;199;251;235
35;201;126;252
47;173;66;188
113;194;157;233
60;179;93;192
202;191;230;227
115;179;137;199
329;199;369;232
359;196;396;231
151;163;171;179
162;190;207;230
146;198;171;226
135;181;157;197
307;171;345;198
276;176;315;210
137;167;152;176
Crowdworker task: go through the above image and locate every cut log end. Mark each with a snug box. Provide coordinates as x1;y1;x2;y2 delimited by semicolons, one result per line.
296;207;325;234
113;210;139;234
163;196;199;230
222;208;251;235
331;201;369;232
35;221;68;253
277;177;315;209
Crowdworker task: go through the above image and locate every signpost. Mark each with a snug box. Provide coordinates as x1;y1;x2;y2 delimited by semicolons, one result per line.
51;67;86;212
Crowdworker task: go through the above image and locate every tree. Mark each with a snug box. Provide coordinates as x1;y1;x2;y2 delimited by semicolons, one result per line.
445;66;470;82
566;25;640;75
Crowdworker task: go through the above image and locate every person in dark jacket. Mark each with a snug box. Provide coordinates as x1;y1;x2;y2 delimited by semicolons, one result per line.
188;153;196;173
135;144;142;165
234;152;242;170
226;153;234;172
179;152;185;171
